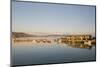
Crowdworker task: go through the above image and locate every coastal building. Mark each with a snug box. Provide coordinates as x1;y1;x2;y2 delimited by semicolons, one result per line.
59;35;92;43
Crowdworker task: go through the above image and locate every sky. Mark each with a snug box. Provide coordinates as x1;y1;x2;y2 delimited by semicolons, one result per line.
12;1;96;35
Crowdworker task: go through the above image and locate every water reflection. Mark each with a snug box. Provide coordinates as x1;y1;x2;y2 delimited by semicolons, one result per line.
12;37;96;65
13;39;95;49
12;42;96;65
64;43;92;49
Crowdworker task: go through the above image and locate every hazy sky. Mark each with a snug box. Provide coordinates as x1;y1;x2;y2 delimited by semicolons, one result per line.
12;1;95;35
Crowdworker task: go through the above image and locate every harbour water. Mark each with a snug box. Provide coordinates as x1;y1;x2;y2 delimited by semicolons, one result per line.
12;43;96;65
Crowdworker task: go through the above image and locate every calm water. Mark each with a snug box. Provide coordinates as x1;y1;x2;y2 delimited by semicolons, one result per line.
12;43;96;65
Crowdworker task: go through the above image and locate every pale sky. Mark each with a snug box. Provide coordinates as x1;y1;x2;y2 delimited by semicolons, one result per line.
12;1;96;35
